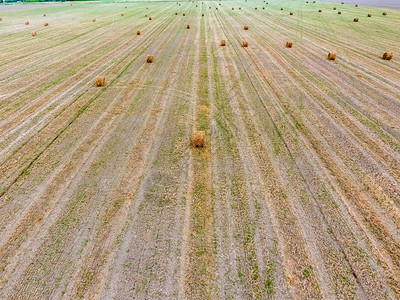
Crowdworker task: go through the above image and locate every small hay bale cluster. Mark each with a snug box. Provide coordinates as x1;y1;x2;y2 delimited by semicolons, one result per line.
191;131;205;148
146;55;154;63
383;52;393;60
286;41;293;48
96;76;106;87
382;12;387;15
44;22;49;26
327;52;336;60
354;18;359;22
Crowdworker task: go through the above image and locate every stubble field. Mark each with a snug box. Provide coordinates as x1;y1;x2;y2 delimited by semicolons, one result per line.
1;0;400;298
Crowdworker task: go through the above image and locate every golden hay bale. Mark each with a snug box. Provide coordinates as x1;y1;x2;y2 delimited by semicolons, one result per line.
216;7;218;10
44;22;49;26
121;13;124;16
175;12;178;15
318;9;322;12
232;7;234;10
367;14;371;17
191;131;205;148
96;76;106;87
25;21;30;25
146;55;154;63
149;17;152;20
146;7;148;9
137;30;141;35
220;40;226;46
242;41;248;47
31;32;37;37
183;13;186;16
382;12;387;15
244;25;249;30
354;18;359;22
0;17;3;21
327;52;336;60
202;13;204;16
286;41;293;48
338;11;342;14
187;24;190;29
289;12;293;15
43;14;46;17
92;19;96;22
145;14;148;17
382;52;393;60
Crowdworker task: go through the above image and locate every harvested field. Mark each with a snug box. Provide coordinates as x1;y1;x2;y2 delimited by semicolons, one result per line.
0;0;400;299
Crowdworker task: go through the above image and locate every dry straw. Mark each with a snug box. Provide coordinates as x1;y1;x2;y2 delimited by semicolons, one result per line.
286;41;293;48
382;52;393;60
147;55;154;63
327;52;336;60
96;76;106;86
220;40;226;46
243;41;248;47
191;131;205;148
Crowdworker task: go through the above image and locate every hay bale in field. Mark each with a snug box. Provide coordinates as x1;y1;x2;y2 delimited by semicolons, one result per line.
92;19;96;22
209;6;211;9
44;22;49;26
239;7;241;10
202;13;204;16
327;52;336;60
145;14;148;17
137;30;141;35
31;32;37;37
121;13;124;16
191;131;205;148
232;7;234;10
354;18;359;22
242;41;248;47
382;52;393;60
146;7;148;9
382;12;387;15
196;5;198;7
183;13;186;16
149;17;152;20
281;8;283;10
286;41;293;48
175;12;178;15
0;17;2;21
187;24;190;29
367;14;371;17
338;11;342;14
255;7;257;10
43;14;46;17
96;76;106;86
333;7;336;10
216;7;218;10
289;12;293;15
318;9;322;12
262;7;265;9
355;4;358;7
220;39;226;46
146;55;154;63
244;25;249;30
25;21;30;25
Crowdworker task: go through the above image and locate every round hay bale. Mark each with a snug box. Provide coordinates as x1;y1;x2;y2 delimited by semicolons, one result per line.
44;22;49;26
232;7;234;10
96;76;106;87
183;13;185;16
242;41;248;47
338;11;341;14
149;17;152;20
327;52;336;60
289;12;293;15
145;14;148;17
146;55;154;63
25;21;30;25
244;25;249;30
175;12;178;15
121;13;124;16
262;7;265;9
92;19;96;22
255;7;257;10
187;24;190;29
137;30;141;35
196;5;198;7
191;131;205;148
333;7;336;10
367;14;371;17
0;18;2;21
202;13;204;16
220;40;226;46
43;14;46;17
286;41;293;48
318;9;322;12
281;8;283;10
146;7;148;9
216;7;218;10
209;6;211;9
382;12;387;15
125;6;127;8
354;18;359;22
239;7;241;10
31;32;37;37
355;4;358;7
382;52;393;60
